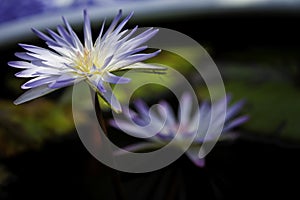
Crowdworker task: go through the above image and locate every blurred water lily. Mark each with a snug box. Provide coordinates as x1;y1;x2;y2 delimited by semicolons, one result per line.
9;9;165;112
110;93;248;167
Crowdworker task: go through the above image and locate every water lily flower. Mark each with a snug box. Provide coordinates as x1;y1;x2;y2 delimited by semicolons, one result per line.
110;93;248;167
8;9;165;112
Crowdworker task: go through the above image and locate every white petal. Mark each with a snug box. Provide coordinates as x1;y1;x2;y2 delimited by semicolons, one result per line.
83;10;93;50
110;119;150;138
113;62;167;72
158;100;176;127
15;67;60;77
178;92;193;126
114;142;163;156
14;85;58;105
99;83;122;113
186;147;206;167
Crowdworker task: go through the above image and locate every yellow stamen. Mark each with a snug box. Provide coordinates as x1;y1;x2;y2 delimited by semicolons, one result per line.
74;48;94;73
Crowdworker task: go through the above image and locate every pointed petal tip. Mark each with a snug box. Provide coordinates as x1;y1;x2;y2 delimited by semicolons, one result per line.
18;43;27;48
111;103;122;114
18;43;31;47
31;27;37;33
31;28;43;35
20;85;29;90
7;61;16;67
14;72;23;78
13;95;29;105
194;158;206;168
14;52;25;58
96;85;122;113
110;98;122;113
83;9;89;20
113;107;122;114
105;97;122;113
240;115;250;123
186;148;206;168
103;72;131;84
61;16;67;22
153;28;159;33
13;99;21;105
127;11;134;19
113;9;122;20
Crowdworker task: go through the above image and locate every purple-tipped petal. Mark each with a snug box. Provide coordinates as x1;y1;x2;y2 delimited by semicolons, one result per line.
131;101;166;134
134;99;150;118
223;115;249;132
48;80;76;89
102;71;130;84
83;9;93;50
191;157;205;168
97;79;106;93
88;75;106;93
100;55;114;70
14;85;58;105
15;67;60;78
187;111;201;135
186;148;206;168
19;44;62;61
48;74;78;89
62;16;83;51
113;11;134;34
15;69;38;78
226;100;246;121
115;46;148;61
207;96;228;132
132;116;150;127
100;84;122;113
57;25;74;46
179;92;193;126
109;119;151;138
32;28;58;47
129;50;161;62
112;50;161;70
198;100;210;124
114;142;162;156
121;62;167;71
94;18;106;47
8;61;33;69
125;28;159;48
158;100;176;127
15;52;37;61
118;25;138;44
101;10;122;40
19;43;45;53
22;76;57;89
47;28;70;48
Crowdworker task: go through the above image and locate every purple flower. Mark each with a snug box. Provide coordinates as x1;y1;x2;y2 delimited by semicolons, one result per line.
9;9;165;112
110;93;248;167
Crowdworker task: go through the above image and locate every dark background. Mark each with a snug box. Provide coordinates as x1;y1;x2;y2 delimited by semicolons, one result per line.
1;5;300;200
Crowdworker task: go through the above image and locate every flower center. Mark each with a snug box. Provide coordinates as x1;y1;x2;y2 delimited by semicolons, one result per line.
74;48;97;74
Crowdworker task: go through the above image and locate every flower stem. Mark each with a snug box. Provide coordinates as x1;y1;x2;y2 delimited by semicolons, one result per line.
91;89;126;200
